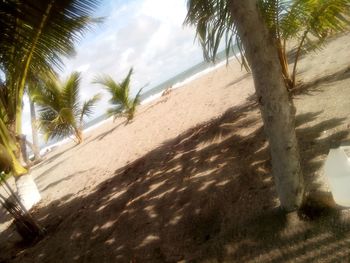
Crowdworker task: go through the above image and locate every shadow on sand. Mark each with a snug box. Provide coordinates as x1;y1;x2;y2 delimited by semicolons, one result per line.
292;66;350;96
1;95;350;262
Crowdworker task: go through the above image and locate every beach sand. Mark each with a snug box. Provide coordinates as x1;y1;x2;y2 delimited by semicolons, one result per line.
1;32;350;262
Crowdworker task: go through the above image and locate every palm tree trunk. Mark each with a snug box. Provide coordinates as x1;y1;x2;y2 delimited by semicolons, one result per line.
15;173;41;211
29;100;41;161
229;0;304;211
74;127;83;144
15;0;54;135
17;134;30;166
12;2;53;214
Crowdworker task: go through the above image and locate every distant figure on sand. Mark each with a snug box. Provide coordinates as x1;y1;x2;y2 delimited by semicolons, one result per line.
162;86;172;97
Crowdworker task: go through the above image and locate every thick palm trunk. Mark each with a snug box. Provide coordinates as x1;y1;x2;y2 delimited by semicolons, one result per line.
29;100;41;161
229;0;304;211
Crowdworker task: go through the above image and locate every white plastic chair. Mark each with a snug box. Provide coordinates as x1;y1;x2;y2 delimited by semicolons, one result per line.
324;144;350;207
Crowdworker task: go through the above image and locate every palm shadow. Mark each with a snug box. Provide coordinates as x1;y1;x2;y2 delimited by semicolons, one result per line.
90;121;126;142
1;100;349;262
292;66;350;96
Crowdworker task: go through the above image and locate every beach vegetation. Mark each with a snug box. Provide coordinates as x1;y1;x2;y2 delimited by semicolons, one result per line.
186;0;304;211
0;0;100;137
260;0;350;89
0;0;99;242
33;72;101;144
0;0;100;239
94;68;143;123
186;0;350;90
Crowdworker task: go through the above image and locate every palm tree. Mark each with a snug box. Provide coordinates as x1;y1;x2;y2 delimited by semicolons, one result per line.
33;72;101;144
0;0;101;136
187;0;350;90
260;0;350;89
0;0;100;221
186;0;304;211
94;68;144;122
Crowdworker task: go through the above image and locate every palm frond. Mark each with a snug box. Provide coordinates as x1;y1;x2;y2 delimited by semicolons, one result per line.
185;0;240;64
106;106;124;119
94;67;139;121
120;68;133;103
35;72;97;142
32;73;62;113
93;75;120;97
62;72;81;118
0;0;101;136
38;106;76;142
131;87;144;110
0;0;101;73
79;93;101;126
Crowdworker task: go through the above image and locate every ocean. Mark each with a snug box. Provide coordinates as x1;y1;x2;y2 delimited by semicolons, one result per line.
36;48;238;155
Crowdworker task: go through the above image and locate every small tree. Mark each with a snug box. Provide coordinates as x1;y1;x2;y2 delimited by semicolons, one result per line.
260;0;350;89
187;0;350;90
0;0;101;211
94;68;143;122
34;72;100;144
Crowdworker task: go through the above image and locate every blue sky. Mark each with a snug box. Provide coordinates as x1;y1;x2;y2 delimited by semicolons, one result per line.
22;0;206;140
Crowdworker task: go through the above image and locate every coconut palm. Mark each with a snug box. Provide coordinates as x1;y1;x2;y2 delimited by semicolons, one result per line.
0;0;100;180
260;0;350;89
33;72;101;144
94;68;143;122
0;0;100;240
0;0;101;135
186;0;304;211
186;0;350;89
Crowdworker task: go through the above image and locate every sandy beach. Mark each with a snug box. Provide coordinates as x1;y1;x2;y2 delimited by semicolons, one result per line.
29;58;255;203
1;32;350;262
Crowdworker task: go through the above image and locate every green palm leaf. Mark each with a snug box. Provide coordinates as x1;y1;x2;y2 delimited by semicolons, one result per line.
93;67;142;122
79;93;101;126
35;72;99;143
62;72;82;119
186;0;350;88
0;0;101;135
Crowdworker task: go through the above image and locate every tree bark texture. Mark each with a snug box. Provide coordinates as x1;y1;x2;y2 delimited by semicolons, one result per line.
29;100;41;160
229;0;304;211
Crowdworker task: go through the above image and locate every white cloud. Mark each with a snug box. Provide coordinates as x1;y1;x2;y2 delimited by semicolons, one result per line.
23;0;205;141
77;63;90;72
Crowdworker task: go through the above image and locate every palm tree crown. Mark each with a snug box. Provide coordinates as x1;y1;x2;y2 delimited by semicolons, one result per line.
94;68;143;122
33;72;100;143
185;0;350;89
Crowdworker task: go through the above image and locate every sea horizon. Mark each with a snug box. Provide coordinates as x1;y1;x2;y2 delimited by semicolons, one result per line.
33;48;238;156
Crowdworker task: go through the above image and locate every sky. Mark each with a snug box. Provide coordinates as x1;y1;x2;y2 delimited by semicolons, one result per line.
22;0;206;140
